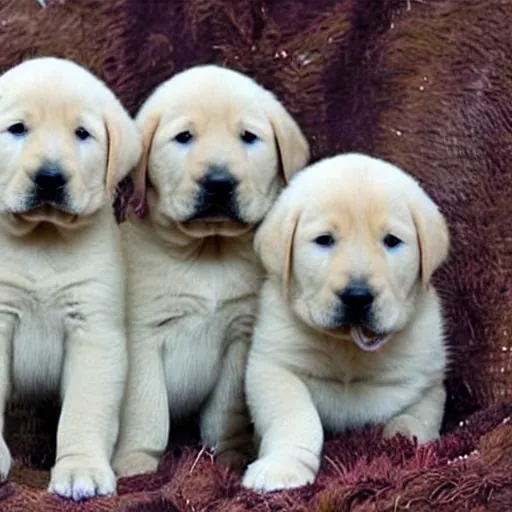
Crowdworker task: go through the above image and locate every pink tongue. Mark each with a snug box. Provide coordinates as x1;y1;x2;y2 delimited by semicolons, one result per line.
350;326;391;352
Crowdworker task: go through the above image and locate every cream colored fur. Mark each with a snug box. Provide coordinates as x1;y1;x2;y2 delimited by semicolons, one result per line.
0;57;141;500
113;65;309;477
243;153;449;492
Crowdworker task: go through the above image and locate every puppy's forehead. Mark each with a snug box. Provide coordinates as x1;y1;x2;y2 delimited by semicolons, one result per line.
0;58;112;114
301;185;399;227
147;66;271;123
293;154;414;224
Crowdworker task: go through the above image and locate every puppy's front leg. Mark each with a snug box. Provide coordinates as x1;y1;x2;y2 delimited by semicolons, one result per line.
200;337;253;471
112;337;169;478
0;315;13;479
48;318;127;501
383;383;446;444
242;356;323;492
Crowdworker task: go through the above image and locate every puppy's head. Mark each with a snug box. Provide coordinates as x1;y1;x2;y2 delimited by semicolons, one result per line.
255;153;449;351
128;65;309;238
0;57;141;234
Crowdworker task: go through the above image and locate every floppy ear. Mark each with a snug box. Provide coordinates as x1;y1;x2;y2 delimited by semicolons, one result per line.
410;189;450;286
266;97;310;182
128;114;160;218
104;107;141;199
254;190;301;299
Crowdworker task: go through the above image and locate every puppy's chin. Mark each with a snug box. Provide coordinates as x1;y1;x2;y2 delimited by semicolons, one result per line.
177;218;253;239
313;318;393;352
181;198;253;238
151;203;253;239
16;206;78;225
296;303;394;352
1;206;99;236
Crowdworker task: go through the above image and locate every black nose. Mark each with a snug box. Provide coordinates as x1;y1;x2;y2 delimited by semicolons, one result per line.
33;166;67;191
200;168;237;199
339;284;374;310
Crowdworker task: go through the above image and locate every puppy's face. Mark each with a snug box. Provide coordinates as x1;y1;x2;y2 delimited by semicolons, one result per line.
256;154;449;351
0;57;140;233
130;66;309;238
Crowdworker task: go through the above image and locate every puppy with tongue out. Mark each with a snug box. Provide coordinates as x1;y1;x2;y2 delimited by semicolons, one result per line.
243;153;450;492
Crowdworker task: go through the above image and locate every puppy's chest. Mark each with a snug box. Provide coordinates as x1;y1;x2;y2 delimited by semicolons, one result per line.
298;342;372;383
0;244;85;309
0;236;81;283
0;243;91;395
183;250;261;304
152;251;260;417
148;249;262;339
300;343;428;431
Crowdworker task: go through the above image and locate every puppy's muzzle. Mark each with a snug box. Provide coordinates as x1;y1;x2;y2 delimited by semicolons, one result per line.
32;164;68;206
190;167;242;222
337;282;374;325
334;281;392;352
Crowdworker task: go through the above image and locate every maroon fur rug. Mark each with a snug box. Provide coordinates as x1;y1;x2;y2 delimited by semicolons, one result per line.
0;0;511;510
2;404;512;511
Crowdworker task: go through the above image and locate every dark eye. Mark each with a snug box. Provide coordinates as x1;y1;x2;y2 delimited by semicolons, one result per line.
174;131;193;144
383;234;403;249
75;126;91;141
8;122;28;136
241;130;258;144
313;234;336;248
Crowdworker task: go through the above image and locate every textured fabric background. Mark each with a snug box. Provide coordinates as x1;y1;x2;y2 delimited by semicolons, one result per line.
0;0;511;510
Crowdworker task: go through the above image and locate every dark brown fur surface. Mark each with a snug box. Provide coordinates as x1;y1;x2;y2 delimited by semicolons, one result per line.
1;0;511;510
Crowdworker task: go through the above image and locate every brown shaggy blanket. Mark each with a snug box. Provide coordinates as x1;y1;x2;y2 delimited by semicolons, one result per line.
0;0;511;510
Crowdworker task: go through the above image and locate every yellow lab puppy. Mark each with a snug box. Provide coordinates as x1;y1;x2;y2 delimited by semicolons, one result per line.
243;153;450;492
0;58;140;500
113;65;309;477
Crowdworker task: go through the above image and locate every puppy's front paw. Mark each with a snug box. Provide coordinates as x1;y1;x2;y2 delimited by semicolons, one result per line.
383;414;437;444
0;437;11;479
48;457;116;501
242;453;318;492
112;450;160;478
